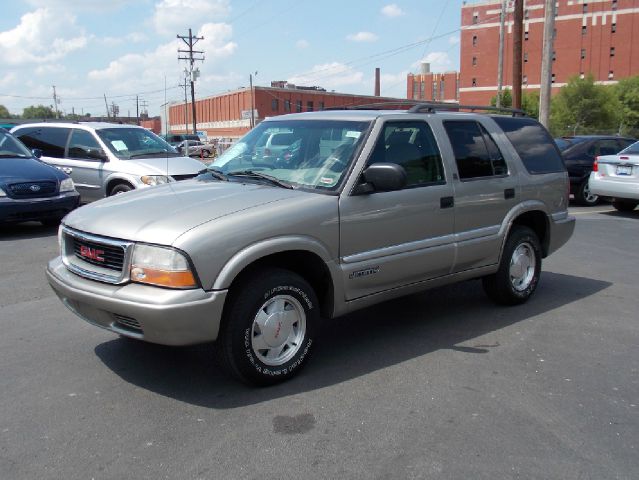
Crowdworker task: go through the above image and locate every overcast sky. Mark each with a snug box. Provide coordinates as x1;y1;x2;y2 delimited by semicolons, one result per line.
0;0;463;117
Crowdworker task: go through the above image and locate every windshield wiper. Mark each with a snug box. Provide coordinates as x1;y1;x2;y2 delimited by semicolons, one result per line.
201;167;228;181
227;170;294;189
0;153;29;158
128;150;179;158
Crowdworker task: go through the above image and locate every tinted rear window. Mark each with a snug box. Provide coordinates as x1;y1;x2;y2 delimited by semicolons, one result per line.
621;141;639;155
14;126;70;158
491;116;565;174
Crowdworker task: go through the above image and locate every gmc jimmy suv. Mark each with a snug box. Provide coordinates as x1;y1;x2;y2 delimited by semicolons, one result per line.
46;105;575;385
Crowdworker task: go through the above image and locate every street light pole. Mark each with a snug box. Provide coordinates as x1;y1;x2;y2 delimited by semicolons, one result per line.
249;72;256;129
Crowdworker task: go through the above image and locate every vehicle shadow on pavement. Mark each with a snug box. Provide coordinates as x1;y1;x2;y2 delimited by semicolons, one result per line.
599;210;639;219
94;271;610;408
0;222;59;241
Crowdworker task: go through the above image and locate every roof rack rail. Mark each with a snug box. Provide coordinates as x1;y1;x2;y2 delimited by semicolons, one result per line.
407;103;526;117
325;101;526;117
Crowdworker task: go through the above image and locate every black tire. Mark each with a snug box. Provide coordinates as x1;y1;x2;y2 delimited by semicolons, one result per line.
217;268;318;386
575;180;599;206
109;183;133;196
612;200;638;212
483;226;542;305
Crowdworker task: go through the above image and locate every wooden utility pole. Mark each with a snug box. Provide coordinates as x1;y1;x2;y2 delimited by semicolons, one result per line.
496;0;507;108
539;0;556;125
177;28;204;135
512;0;524;109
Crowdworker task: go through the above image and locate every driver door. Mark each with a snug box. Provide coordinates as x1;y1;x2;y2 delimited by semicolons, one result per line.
66;129;110;201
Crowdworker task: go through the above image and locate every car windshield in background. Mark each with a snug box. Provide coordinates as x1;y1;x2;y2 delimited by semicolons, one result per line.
209;120;371;191
0;130;32;158
96;128;179;159
620;141;639;155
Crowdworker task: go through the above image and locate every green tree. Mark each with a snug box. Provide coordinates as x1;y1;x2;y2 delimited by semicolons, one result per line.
0;104;12;118
521;91;540;119
490;88;512;108
549;74;620;136
22;104;56;119
615;75;639;137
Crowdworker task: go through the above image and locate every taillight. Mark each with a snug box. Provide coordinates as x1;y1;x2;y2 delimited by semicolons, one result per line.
593;157;598;172
620;156;630;160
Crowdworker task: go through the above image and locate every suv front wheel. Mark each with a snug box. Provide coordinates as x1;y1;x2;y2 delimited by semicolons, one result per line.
217;268;318;386
483;226;542;305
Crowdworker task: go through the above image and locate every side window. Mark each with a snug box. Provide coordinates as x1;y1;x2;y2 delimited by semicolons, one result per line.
617;139;634;151
443;121;507;179
491;116;565;174
14;127;70;158
367;121;445;187
68;129;103;160
597;139;620;156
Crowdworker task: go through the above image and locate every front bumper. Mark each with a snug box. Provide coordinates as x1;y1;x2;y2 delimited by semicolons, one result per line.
0;192;79;223
46;256;227;346
547;212;576;256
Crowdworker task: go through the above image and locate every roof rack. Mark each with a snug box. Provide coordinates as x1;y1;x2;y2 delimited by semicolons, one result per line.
325;101;526;117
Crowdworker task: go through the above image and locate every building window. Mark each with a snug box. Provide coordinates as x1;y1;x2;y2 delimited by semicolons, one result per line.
551;73;556;83
524;9;529;19
319;101;325;110
583;4;588;13
271;99;279;111
581;48;586;59
284;100;291;112
472;35;477;46
610;47;615;57
609;70;614;79
473;13;478;24
553;28;557;39
472;56;477;66
612;22;617;33
307;101;314;112
612;0;617;11
523;75;528;85
582;25;587;35
472;78;477;87
524;31;529;41
552;51;556;61
524;52;528;63
295;100;302;113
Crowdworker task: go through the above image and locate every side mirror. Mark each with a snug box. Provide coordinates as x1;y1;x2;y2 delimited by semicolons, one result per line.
88;147;109;161
353;162;407;194
32;148;43;159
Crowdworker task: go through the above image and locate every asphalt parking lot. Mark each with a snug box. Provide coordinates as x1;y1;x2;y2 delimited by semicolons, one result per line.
1;205;637;480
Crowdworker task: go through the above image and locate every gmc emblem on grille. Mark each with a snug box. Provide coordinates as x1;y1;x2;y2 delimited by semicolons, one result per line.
29;185;41;192
79;245;105;262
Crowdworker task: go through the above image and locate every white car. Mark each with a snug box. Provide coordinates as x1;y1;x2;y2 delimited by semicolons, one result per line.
589;141;639;211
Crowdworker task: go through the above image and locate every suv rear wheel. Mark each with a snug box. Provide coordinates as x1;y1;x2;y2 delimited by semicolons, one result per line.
217;268;318;386
483;226;542;305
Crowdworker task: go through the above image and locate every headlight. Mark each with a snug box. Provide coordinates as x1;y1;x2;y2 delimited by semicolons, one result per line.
141;175;171;186
0;186;6;197
130;244;197;289
59;178;75;192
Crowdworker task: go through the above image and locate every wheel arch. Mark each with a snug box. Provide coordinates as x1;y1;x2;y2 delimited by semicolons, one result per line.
106;176;135;196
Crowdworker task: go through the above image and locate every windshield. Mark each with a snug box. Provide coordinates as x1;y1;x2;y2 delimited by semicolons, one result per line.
0;129;32;158
620;141;639;155
209;119;371;191
96;128;179;159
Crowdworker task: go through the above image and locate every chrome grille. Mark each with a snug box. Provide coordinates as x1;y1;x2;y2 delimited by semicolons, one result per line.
9;181;56;197
71;237;125;271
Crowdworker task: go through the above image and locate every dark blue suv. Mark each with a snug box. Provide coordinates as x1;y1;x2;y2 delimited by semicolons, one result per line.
0;129;79;226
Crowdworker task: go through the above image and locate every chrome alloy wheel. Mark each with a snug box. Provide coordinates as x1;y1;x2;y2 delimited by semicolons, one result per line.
582;182;599;204
509;242;536;292
250;295;306;366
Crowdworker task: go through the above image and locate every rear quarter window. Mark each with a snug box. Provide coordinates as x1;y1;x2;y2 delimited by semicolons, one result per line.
13;126;71;158
491;116;565;174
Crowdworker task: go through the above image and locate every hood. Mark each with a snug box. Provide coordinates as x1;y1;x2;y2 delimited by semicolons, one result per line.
0;157;65;184
122;155;205;176
63;178;304;245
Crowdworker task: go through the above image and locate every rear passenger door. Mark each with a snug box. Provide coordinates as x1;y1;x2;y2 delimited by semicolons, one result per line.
14;126;71;174
339;120;456;300
442;119;518;271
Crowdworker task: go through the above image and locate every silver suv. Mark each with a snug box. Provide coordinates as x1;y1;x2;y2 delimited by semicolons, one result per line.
46;106;575;385
12;122;206;202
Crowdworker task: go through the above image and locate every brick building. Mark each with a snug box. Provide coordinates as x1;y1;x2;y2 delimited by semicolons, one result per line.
407;63;460;102
168;84;404;140
459;0;639;105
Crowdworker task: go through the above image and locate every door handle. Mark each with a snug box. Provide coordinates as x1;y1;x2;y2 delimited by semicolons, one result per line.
504;188;515;199
440;196;454;209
